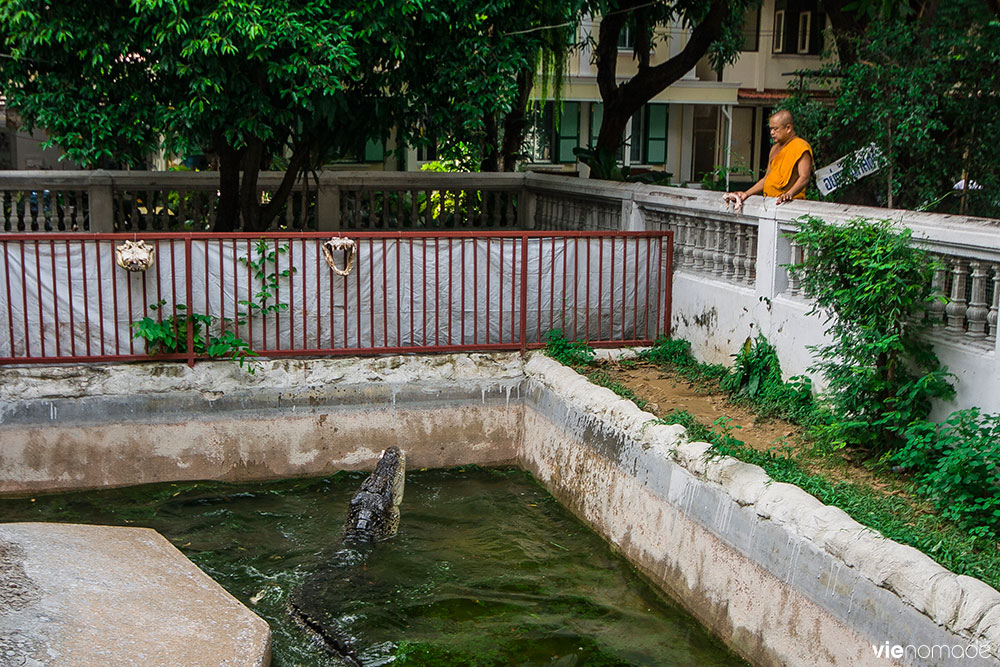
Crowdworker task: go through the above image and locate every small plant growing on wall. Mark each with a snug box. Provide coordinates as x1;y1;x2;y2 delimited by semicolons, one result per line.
544;329;596;368
131;240;296;371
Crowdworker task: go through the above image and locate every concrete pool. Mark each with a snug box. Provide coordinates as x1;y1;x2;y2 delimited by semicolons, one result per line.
2;353;999;666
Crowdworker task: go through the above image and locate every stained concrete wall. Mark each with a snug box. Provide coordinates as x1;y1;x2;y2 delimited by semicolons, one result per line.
3;353;1000;666
520;355;1000;667
0;355;523;494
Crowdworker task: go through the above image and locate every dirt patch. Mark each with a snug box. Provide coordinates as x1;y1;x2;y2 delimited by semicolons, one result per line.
612;364;798;454
595;359;902;492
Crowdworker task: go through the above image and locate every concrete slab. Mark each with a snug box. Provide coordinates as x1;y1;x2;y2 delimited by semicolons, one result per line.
0;522;270;667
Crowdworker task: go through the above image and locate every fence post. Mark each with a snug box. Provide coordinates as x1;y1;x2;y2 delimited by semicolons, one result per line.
520;232;529;354
87;170;114;232
316;172;341;231
185;236;195;367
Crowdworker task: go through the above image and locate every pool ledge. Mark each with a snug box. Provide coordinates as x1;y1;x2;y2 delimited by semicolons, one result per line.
0;522;271;667
522;354;1000;667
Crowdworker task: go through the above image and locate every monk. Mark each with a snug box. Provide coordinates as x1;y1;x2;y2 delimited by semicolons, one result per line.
732;110;813;205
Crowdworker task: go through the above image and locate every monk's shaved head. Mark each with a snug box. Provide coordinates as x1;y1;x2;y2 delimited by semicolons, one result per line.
770;110;794;128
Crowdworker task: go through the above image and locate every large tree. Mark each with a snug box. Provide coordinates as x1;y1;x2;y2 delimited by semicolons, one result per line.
384;0;583;172
1;0;414;231
589;0;758;157
784;0;1000;215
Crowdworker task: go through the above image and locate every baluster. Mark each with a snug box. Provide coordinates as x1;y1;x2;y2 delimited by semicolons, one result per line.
926;257;948;325
744;227;757;285
705;220;718;273
673;216;687;268
691;220;705;271
681;217;695;269
734;225;747;282
787;239;801;296
988;263;1000;344
722;222;737;280
712;220;726;277
945;258;969;332
966;261;989;339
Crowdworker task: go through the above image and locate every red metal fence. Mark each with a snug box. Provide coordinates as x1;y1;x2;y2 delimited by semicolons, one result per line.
0;231;672;366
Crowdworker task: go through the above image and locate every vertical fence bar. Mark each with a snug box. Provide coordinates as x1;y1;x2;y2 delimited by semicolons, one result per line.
185;237;195;366
19;242;30;357
49;240;60;356
63;239;76;356
447;238;453;346
510;237;517;344
520;234;529;353
356;239;362;349
369;238;375;349
460;238;467;345
663;234;672;337
485;238;491;345
473;238;479;345
498;238;504;344
435;239;440;346
4;242;14;356
81;241;92;356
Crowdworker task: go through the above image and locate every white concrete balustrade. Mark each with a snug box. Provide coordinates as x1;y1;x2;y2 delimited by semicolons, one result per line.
2;169;998;415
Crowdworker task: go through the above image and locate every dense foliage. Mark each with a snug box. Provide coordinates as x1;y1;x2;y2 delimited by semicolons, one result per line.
788;216;954;451
782;0;1000;216
897;409;1000;540
0;0;583;228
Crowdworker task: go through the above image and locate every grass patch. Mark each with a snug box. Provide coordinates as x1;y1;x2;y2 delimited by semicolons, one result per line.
655;409;1000;589
545;332;1000;591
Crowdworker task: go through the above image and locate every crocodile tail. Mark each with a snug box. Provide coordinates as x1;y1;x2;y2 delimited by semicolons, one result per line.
288;599;365;667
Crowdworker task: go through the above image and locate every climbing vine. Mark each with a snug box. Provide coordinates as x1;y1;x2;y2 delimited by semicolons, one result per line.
131;240;296;372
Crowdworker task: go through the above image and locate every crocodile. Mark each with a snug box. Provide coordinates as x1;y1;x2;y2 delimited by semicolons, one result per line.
288;446;406;666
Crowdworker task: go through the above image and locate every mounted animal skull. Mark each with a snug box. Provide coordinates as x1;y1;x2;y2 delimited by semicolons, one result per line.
322;237;356;276
115;240;155;272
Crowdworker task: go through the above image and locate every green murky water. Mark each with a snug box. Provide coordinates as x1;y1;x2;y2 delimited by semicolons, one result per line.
0;468;746;666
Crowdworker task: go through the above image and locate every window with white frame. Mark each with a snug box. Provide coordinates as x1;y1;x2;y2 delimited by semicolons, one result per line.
797;11;812;53
772;10;785;53
773;1;824;55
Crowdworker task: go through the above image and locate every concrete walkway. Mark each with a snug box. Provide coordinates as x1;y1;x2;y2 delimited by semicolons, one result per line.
0;522;271;666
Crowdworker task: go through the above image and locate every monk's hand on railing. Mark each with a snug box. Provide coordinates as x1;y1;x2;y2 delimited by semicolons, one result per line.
722;192;744;215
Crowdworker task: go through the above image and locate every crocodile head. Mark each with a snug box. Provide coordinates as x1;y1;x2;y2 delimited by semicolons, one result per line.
343;446;406;545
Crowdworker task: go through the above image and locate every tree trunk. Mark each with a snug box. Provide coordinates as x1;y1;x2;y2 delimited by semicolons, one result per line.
259;139;311;231
215;143;242;233
239;137;266;233
823;0;869;67
592;0;732;172
481;111;499;172
499;68;534;172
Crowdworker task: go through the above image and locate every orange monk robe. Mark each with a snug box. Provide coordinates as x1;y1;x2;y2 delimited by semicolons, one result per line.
763;136;813;199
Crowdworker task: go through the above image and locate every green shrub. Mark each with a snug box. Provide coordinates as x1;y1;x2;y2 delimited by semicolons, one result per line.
640;336;696;366
896;409;1000;540
789;216;954;451
720;334;817;424
544;329;596;367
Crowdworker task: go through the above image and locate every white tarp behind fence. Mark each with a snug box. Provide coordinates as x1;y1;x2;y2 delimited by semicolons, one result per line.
0;235;668;359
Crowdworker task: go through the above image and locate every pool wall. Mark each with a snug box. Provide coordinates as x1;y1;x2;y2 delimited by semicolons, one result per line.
2;353;999;666
0;355;522;494
521;355;1000;667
